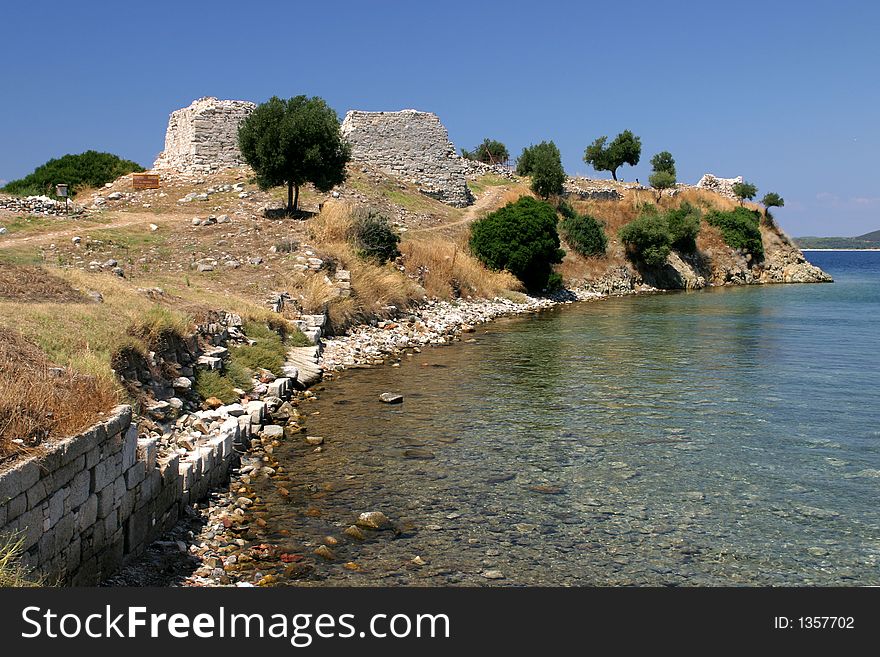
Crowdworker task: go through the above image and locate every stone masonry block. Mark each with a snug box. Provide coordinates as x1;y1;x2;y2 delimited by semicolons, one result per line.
137;437;158;470
0;459;40;503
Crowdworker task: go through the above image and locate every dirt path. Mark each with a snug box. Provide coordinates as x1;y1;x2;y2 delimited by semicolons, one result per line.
408;185;513;234
0;211;183;249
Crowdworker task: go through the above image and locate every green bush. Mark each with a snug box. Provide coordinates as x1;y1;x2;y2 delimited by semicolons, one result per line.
619;215;673;267
620;203;704;266
665;203;701;253
2;151;144;197
226;359;254;390
545;272;564;292
193;370;239;404
349;208;401;263
560;210;608;257
705;207;764;259
469;196;565;292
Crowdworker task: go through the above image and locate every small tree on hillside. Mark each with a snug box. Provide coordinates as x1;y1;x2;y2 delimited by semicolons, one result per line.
762;192;784;212
238;95;351;215
583;130;642;181
517;141;565;199
650;151;676;176
649;170;676;202
732;181;758;206
463;138;509;165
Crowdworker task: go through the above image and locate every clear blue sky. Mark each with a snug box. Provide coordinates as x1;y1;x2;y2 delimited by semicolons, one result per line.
1;0;877;236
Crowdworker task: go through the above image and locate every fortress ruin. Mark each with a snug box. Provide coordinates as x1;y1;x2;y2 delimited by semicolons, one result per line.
153;97;255;172
341;110;473;207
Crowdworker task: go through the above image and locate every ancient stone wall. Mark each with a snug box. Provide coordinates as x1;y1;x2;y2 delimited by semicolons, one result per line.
341;110;473;207
0;405;241;585
153;97;255;173
696;173;744;200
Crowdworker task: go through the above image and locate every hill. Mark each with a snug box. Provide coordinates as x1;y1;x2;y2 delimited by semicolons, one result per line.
795;229;880;249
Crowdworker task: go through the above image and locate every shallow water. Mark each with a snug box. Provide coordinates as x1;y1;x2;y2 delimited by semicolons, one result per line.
248;251;880;586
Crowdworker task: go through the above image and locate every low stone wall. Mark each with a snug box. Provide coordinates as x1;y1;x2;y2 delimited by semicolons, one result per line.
0;404;242;585
0;194;82;217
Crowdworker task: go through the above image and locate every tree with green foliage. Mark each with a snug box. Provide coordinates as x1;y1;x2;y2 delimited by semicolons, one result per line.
469;196;565;292
2;151;144;197
731;181;758;206
516;141;565;199
462;138;509;164
582;130;642;181
238;95;351;214
649;171;676;202
762;192;784;211
650;151;676;176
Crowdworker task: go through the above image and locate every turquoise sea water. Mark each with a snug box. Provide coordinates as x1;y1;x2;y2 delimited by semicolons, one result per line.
254;251;880;585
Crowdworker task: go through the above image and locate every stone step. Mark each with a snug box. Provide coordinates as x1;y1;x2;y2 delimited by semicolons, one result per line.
285;346;323;389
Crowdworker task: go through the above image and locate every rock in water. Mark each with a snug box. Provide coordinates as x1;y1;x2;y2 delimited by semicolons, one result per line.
344;525;367;540
313;545;336;561
356;511;392;530
482;570;505;580
379;392;404;404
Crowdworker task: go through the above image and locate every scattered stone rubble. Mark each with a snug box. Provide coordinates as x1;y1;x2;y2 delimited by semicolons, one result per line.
0;194;81;217
696;173;744;200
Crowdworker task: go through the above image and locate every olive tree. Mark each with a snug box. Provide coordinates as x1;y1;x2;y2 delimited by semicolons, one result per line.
583;130;642;181
238;95;351;214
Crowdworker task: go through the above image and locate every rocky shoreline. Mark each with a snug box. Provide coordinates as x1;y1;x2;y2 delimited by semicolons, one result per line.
105;252;832;587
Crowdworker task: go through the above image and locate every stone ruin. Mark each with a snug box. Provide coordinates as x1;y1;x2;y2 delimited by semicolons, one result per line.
341;109;473;207
152;101;473;207
696;173;744;200
153;97;256;172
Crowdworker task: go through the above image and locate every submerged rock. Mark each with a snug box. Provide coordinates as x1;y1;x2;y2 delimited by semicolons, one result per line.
379;392;404;404
356;511;392;530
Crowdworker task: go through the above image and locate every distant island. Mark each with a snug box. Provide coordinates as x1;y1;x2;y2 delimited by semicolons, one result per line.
796;229;880;250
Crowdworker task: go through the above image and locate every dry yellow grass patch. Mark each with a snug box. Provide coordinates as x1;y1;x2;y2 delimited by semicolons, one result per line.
0;328;119;459
0;268;192;381
400;235;521;299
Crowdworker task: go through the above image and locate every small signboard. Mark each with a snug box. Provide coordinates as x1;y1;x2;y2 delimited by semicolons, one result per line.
132;173;161;190
55;183;68;197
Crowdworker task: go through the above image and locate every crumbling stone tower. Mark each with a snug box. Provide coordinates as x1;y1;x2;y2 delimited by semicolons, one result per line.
340;109;473;207
153;97;256;172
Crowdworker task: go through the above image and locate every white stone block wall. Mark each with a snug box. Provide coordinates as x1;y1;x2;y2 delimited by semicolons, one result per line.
153;97;256;173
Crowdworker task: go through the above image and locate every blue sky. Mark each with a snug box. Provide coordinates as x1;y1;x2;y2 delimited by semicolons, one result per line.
1;0;877;236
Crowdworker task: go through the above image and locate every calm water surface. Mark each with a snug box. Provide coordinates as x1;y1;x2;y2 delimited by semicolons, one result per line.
251;251;880;585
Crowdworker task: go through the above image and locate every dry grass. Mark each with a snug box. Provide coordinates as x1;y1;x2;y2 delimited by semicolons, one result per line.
0;328;119;460
400;235;521;299
0;268;192;381
0;533;40;587
0;263;88;302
